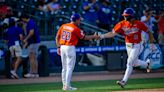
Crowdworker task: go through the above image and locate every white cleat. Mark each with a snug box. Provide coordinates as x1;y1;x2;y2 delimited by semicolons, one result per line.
10;70;19;79
24;73;39;78
63;86;78;91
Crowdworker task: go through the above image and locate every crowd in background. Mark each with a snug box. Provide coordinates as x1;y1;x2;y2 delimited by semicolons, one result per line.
0;1;41;79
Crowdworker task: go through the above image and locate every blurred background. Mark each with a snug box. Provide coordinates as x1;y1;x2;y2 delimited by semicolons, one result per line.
0;0;163;78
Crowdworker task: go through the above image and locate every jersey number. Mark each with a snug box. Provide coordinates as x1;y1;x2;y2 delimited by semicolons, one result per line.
62;31;71;40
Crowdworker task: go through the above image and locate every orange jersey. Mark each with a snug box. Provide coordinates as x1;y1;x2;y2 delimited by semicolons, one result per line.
112;20;148;43
56;23;85;46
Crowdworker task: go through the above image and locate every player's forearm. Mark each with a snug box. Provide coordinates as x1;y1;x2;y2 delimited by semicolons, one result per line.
100;32;116;39
83;35;95;40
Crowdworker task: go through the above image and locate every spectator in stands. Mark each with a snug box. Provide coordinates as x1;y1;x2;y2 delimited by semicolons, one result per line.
3;16;19;29
47;0;61;13
20;14;41;78
36;0;61;13
140;9;157;43
0;2;12;30
141;9;157;33
0;2;8;19
17;19;29;77
36;0;48;12
4;18;23;79
97;0;113;46
82;0;99;26
0;2;12;19
156;9;164;63
97;0;112;31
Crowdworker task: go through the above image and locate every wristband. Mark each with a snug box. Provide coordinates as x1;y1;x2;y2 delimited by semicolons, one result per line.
100;34;105;39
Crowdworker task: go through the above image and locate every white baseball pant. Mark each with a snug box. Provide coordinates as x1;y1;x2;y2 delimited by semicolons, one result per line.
60;45;76;87
122;43;148;82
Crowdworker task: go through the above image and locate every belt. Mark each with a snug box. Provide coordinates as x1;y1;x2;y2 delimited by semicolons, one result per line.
126;43;140;48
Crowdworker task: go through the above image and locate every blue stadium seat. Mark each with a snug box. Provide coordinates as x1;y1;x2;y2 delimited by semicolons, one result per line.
72;0;82;4
60;5;71;15
21;5;25;9
83;0;88;2
70;5;82;13
81;11;86;15
61;11;66;15
35;11;46;18
23;0;27;2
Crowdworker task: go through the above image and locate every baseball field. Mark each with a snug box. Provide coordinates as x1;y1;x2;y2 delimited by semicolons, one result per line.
0;78;164;92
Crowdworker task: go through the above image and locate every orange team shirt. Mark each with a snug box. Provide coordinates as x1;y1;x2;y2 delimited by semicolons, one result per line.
112;20;148;43
57;23;85;46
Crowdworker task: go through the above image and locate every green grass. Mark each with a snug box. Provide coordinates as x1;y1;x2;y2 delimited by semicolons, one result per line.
0;78;164;92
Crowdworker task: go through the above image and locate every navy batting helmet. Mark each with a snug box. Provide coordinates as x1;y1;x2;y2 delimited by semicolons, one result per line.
122;8;135;16
70;13;81;22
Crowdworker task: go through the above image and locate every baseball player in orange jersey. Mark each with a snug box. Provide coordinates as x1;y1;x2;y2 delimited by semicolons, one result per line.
56;13;99;91
99;8;155;88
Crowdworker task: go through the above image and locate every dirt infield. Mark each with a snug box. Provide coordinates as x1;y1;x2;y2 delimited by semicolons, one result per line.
0;69;164;85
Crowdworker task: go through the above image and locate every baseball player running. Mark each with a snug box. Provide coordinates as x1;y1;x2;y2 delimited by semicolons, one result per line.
56;13;99;91
99;8;155;88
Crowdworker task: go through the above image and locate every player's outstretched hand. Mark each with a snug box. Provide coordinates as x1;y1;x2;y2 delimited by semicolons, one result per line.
93;32;100;40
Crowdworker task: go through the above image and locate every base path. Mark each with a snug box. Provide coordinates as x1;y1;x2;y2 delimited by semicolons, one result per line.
0;69;164;85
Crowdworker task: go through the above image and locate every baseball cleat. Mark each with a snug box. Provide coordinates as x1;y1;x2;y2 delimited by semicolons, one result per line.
11;75;16;79
116;80;126;88
146;59;151;73
24;73;39;78
10;70;19;79
63;86;77;91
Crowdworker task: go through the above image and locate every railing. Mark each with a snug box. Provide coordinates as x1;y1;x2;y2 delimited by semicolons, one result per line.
56;15;125;45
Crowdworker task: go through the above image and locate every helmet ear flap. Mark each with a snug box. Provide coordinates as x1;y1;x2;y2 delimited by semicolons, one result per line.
122;8;135;16
71;16;75;22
